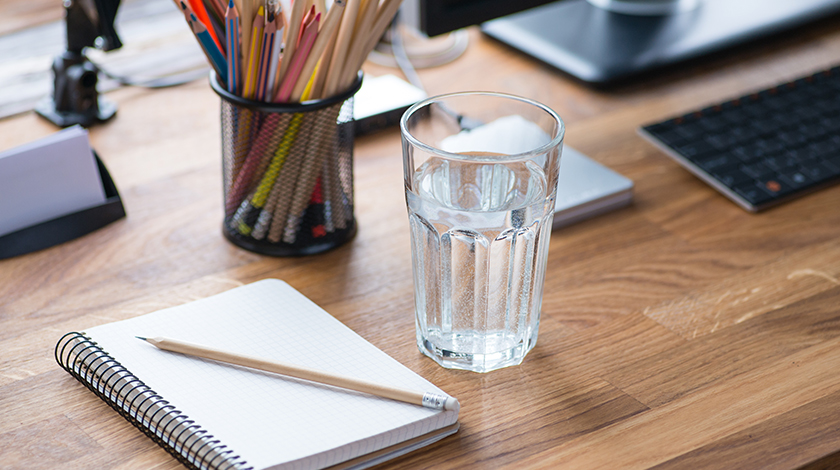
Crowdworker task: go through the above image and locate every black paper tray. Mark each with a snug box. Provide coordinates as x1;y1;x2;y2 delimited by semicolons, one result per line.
0;152;126;259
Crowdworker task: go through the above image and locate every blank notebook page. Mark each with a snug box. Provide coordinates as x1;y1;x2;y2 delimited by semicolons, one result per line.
83;279;457;470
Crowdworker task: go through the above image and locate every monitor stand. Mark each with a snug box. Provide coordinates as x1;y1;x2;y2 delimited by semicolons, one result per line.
481;0;840;86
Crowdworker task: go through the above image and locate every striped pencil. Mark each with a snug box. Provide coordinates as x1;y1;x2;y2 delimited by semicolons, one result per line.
242;6;265;100
255;11;278;102
266;9;285;101
190;13;228;85
225;0;240;94
177;1;197;26
187;0;223;51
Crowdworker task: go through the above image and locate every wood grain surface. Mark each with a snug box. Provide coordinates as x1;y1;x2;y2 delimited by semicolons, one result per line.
2;10;840;470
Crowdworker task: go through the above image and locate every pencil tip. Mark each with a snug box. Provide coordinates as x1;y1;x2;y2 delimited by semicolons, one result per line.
135;336;148;341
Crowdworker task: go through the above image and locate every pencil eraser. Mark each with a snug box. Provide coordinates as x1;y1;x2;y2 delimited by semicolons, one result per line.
444;397;460;413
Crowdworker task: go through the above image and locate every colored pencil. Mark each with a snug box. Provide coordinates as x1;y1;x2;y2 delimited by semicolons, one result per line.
238;0;255;86
242;6;265;100
187;0;223;52
177;0;197;26
233;113;304;235
323;0;360;97
266;8;285;100
255;11;277;102
190;13;228;85
225;0;240;94
275;9;320;103
274;0;309;93
289;0;346;102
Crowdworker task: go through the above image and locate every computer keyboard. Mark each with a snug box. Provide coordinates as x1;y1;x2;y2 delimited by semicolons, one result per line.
639;65;840;211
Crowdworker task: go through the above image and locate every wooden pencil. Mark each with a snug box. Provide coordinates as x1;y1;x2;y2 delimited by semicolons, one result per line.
224;0;240;94
242;6;265;99
137;336;460;411
309;31;336;99
267;114;317;242
266;6;285;100
190;13;228;84
239;0;255;83
256;10;277;101
289;0;346;102
275;0;309;92
344;0;401;88
323;0;360;97
281;106;338;243
275;8;320;102
339;0;378;88
187;0;223;51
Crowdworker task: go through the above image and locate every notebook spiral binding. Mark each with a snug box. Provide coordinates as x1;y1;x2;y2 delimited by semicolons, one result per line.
55;332;253;470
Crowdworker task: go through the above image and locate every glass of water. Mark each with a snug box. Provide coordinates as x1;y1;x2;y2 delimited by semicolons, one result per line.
400;92;564;373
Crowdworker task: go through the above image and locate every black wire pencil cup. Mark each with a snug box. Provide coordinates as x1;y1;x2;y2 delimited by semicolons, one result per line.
172;0;402;255
211;71;361;256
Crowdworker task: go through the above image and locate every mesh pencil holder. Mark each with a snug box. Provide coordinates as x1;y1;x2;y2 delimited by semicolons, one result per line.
210;71;362;256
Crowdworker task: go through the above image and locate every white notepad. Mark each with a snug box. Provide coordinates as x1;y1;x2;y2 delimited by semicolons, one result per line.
0;125;106;237
57;279;459;470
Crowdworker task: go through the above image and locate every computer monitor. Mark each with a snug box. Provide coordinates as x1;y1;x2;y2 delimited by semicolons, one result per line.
400;0;840;85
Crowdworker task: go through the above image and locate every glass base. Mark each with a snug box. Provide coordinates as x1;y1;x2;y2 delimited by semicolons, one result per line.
417;329;538;373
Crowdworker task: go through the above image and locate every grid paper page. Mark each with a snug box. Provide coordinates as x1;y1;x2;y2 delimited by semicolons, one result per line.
82;279;458;470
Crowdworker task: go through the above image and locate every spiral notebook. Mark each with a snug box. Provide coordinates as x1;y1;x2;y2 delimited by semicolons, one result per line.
55;279;459;470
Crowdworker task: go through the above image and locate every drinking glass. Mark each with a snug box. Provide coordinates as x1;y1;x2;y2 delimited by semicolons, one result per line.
400;92;564;372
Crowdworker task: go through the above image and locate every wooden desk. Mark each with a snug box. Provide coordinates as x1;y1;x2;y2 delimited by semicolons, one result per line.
3;17;840;470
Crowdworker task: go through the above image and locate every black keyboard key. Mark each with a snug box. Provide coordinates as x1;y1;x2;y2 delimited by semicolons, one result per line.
822;156;840;172
721;108;749;125
799;124;828;141
705;132;739;150
732;144;766;163
762;155;796;172
741;161;774;179
713;168;753;187
755;177;797;197
729;126;758;145
697;115;728;132
799;162;840;182
750;119;782;135
778;131;808;147
759;140;784;155
655;130;687;147
805;139;837;160
778;171;811;190
793;106;822;122
695;153;739;172
732;182;774;205
678;141;715;160
675;122;705;140
786;147;811;162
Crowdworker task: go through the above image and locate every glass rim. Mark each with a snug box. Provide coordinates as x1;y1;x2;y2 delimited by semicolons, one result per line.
400;91;565;162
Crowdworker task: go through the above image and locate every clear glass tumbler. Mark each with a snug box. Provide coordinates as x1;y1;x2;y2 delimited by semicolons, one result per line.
400;92;564;372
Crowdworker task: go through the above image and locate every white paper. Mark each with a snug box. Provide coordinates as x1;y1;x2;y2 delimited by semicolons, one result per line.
0;125;106;237
440;114;551;155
